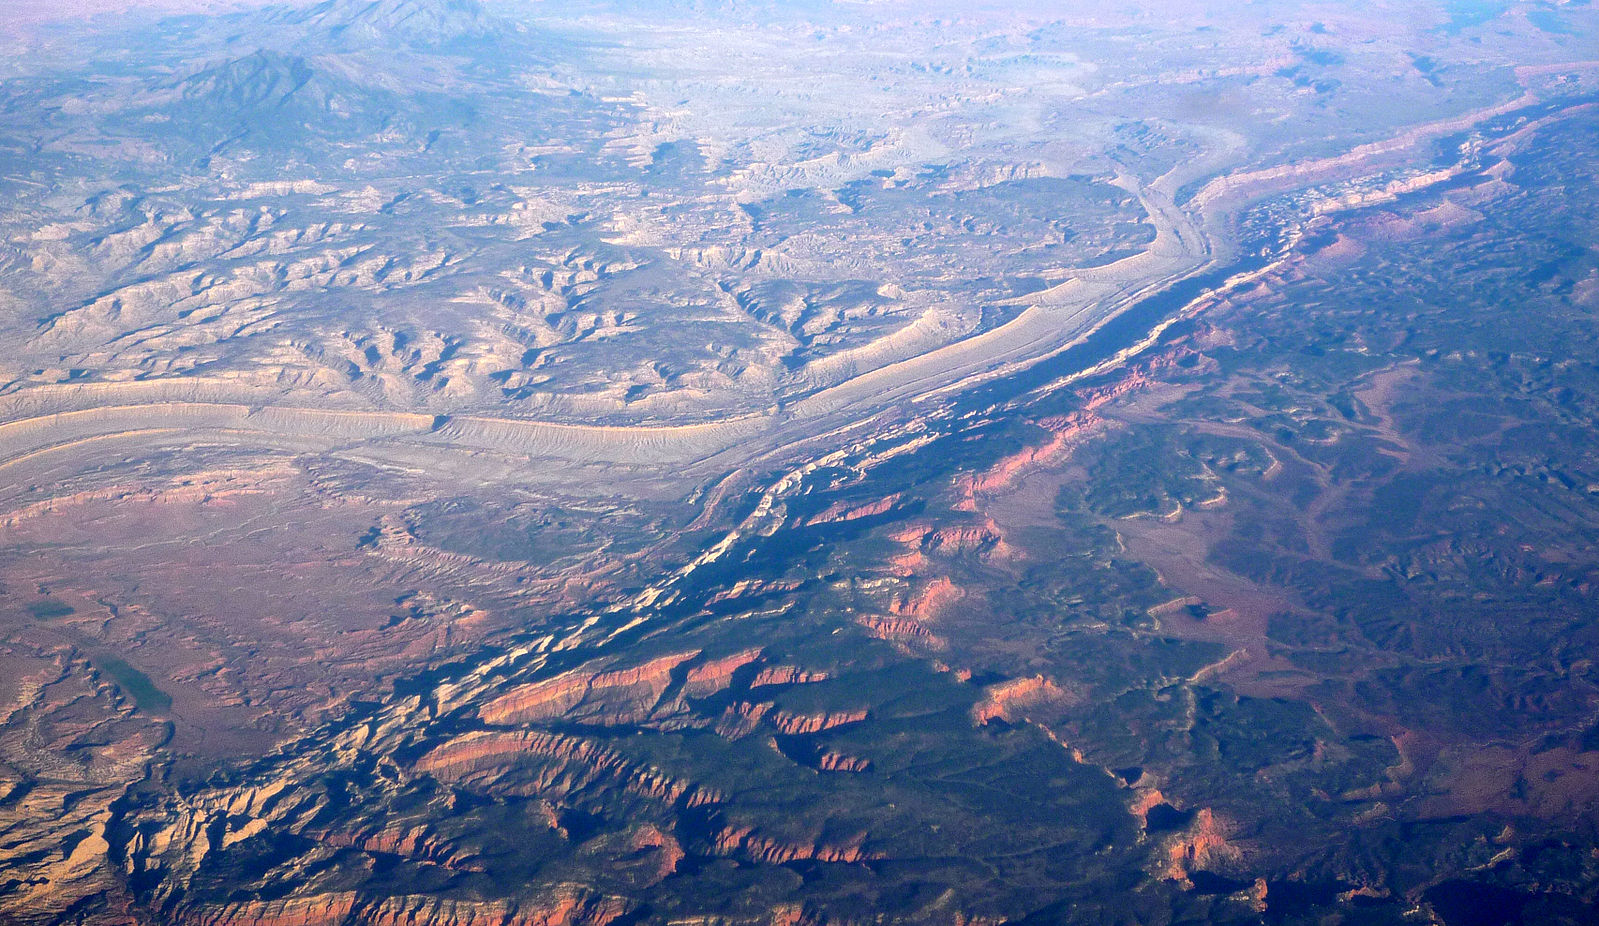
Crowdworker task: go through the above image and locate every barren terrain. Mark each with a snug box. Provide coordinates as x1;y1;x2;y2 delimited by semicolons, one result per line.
3;1;1599;924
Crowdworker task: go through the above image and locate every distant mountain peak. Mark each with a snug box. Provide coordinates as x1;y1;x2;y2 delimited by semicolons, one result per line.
176;48;316;109
164;45;397;152
280;0;507;51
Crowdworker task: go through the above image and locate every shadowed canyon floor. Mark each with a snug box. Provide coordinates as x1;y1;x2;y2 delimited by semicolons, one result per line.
3;1;1599;924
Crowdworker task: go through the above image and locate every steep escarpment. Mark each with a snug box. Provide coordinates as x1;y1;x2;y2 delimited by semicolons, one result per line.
478;651;702;726
175;886;634;926
971;676;1080;726
416;729;723;807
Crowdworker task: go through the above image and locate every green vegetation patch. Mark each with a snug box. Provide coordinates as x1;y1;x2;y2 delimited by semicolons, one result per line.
26;598;75;620
91;655;172;714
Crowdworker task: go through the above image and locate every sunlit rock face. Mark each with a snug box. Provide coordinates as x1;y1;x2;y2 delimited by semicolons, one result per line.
3;0;1599;923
